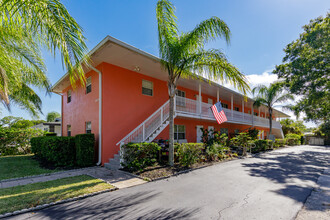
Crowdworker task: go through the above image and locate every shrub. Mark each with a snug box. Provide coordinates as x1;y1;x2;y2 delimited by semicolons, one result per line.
176;143;203;167
248;128;259;140
252;140;268;153
75;134;95;167
206;141;230;161
230;132;252;156
31;136;75;167
285;133;301;146
121;142;161;171
274;139;286;148
0;128;45;156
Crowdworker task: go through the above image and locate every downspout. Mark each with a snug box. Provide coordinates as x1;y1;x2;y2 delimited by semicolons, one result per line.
90;66;102;166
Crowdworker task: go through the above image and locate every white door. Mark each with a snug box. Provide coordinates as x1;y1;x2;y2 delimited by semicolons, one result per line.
196;125;203;143
208;126;214;137
196;95;202;113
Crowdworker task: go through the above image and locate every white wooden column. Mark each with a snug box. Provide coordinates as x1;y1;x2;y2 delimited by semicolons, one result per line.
217;89;219;102
231;94;234;119
242;100;244;120
199;84;202;114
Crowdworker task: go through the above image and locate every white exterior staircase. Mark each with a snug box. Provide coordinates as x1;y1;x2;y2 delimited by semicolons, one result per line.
105;100;173;170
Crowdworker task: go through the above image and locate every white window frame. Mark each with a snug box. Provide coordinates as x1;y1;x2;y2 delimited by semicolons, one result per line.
67;90;72;103
86;121;92;134
234;107;239;111
142;80;153;96
174;124;186;140
86;77;92;94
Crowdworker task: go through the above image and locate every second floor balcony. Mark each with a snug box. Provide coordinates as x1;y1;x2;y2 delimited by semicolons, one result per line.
175;96;282;130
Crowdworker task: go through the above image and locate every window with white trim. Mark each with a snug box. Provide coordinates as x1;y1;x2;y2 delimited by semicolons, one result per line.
142;80;153;96
234;107;239;111
86;122;91;134
222;103;228;109
176;90;186;106
86;77;92;94
174;125;185;140
67;90;71;103
254;112;258;116
67;125;71;137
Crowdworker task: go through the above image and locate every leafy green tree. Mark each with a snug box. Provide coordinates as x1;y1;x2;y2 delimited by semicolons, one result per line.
280;118;306;136
0;0;89;116
0;116;23;127
46;111;61;122
273;13;329;123
252;83;294;136
156;0;249;165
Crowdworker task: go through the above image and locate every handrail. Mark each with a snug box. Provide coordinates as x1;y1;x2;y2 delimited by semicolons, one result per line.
116;99;170;145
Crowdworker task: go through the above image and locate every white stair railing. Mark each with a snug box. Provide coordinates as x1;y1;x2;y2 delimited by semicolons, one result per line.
116;99;170;146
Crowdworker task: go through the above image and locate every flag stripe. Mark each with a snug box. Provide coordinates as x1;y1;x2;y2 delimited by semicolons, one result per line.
211;102;228;125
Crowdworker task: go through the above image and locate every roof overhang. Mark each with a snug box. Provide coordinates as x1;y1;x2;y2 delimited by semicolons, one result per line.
51;35;290;118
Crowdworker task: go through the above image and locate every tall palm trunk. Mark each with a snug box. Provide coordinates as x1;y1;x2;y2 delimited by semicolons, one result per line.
268;107;273;135
168;81;176;166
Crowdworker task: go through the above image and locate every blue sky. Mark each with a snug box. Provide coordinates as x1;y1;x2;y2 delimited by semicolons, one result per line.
2;0;329;126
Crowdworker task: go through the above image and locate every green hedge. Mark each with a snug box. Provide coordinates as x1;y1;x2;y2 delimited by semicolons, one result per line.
31;134;95;168
75;134;95;167
121;142;161;171
31;136;75;167
285;133;301;146
0;128;45;156
274;139;286;148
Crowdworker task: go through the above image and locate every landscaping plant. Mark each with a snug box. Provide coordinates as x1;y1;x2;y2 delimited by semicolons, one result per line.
121;142;161;171
175;143;204;167
75;134;95;167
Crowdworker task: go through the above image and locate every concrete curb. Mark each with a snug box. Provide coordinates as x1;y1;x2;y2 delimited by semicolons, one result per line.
134;146;295;182
0;166;99;184
0;187;118;219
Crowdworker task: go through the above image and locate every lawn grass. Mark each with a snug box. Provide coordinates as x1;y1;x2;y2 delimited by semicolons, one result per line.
0;154;57;181
0;175;114;214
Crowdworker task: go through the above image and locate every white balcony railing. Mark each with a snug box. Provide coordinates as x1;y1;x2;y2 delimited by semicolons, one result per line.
175;96;281;129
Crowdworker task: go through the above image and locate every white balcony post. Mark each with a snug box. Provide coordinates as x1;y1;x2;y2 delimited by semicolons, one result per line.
199;84;202;114
142;123;145;140
217;89;219;102
161;107;163;122
242;100;244;120
231;94;233;119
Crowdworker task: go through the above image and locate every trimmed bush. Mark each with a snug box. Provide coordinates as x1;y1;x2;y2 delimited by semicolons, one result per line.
175;143;203;167
121;142;161;171
206;143;230;161
31;136;75;167
252;140;268;153
274;139;286;148
285;133;301;146
75;134;95;167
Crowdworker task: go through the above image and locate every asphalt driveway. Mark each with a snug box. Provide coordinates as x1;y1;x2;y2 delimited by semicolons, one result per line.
8;145;330;220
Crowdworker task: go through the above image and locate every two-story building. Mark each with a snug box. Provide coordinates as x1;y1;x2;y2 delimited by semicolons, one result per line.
51;36;289;166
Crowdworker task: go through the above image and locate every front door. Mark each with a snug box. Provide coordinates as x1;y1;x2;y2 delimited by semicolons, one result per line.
196;125;203;143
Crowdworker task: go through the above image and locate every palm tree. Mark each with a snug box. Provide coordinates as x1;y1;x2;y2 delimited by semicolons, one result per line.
0;0;89;116
156;0;250;166
252;83;294;136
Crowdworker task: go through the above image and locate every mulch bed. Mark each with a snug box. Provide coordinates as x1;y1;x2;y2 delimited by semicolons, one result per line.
131;157;238;181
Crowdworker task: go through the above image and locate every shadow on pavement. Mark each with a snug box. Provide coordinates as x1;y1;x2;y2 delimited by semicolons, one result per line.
26;190;200;220
242;146;329;210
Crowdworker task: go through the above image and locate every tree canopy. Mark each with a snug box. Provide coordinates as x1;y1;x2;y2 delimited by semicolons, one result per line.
280;118;306;136
0;0;89;116
273;13;329;123
46;111;61;122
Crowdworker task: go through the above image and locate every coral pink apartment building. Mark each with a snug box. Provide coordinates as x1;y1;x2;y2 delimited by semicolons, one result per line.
52;36;289;166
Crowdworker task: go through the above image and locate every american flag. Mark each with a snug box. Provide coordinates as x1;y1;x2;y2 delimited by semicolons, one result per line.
211;102;228;124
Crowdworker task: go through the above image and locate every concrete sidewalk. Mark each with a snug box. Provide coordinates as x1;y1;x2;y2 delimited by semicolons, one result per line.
296;168;330;220
0;167;146;189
